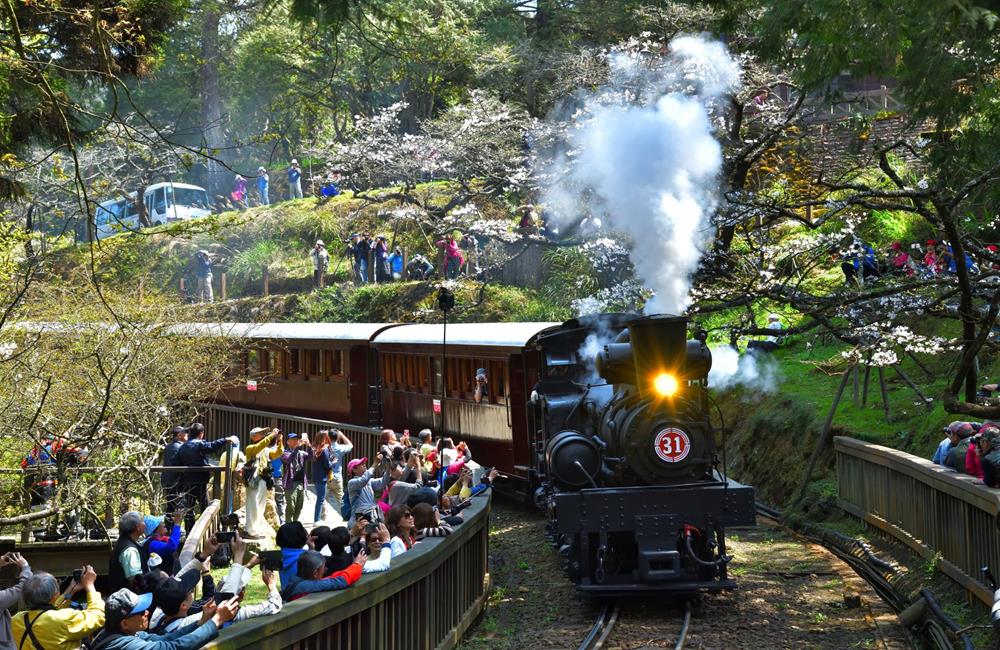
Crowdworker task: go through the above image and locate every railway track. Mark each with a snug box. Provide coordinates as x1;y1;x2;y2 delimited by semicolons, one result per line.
577;600;693;650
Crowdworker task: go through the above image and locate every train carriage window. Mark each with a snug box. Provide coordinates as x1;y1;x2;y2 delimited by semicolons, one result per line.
395;355;404;389
462;358;474;397
324;349;344;379
259;348;270;373
289;349;302;376
406;355;416;389
381;353;392;386
418;357;429;393
246;349;260;375
445;358;459;398
432;357;443;394
305;349;320;379
491;360;507;405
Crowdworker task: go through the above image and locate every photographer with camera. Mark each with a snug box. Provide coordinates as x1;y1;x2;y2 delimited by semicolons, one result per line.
0;552;31;649
140;509;186;576
178;424;239;533
12;564;103;650
473;368;488;404
243;427;284;539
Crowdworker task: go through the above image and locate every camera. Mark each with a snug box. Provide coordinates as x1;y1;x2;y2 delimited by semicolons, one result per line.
216;531;236;543
221;512;240;529
260;550;283;571
73;569;82;582
163;513;174;529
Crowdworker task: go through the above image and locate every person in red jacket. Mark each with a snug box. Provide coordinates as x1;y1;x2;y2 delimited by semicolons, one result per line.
967;435;985;479
281;550;367;602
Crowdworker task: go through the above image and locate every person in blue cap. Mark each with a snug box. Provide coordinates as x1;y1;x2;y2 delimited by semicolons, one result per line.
90;588;238;649
141;512;185;576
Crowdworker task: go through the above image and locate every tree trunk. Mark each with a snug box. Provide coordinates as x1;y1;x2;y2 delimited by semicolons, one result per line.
940;204;979;402
201;1;226;198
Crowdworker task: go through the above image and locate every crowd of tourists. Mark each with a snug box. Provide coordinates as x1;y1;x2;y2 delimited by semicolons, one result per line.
839;238;996;286
931;420;1000;487
0;424;493;649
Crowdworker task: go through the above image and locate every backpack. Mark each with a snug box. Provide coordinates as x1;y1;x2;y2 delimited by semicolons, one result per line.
341;490;351;521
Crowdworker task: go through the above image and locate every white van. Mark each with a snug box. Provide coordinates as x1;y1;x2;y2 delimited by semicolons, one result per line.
94;182;212;239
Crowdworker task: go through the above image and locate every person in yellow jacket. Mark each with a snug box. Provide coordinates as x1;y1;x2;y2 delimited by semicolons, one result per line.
243;427;283;539
12;564;103;650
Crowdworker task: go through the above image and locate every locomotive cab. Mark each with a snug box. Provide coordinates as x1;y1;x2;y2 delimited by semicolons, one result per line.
534;314;756;594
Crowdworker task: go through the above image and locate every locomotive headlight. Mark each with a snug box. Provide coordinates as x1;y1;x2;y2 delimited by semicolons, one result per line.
652;373;679;397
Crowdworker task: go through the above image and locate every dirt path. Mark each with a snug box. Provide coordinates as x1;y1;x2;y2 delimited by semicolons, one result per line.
460;502;911;650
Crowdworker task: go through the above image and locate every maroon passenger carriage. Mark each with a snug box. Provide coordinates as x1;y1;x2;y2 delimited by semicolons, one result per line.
209;321;560;497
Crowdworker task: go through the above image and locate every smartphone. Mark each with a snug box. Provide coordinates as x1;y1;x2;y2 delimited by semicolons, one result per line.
260;550;283;571
216;531;236;543
213;591;235;604
72;569;82;582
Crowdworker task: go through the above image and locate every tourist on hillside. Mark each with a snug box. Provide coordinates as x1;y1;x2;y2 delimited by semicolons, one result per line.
161;426;188;514
839;239;879;286
193;250;215;303
92;588;237;650
243;427;283;539
257;167;270;206
373;236;390;282
231;175;247;209
435;232;465;280
281;432;310;523
0;552;31;650
388;246;404;280
311;240;330;289
932;421;976;466
352;234;371;284
405;253;434;280
178;425;238;532
287;159;303;200
12;565;104;650
280;550;366;602
943;423;976;473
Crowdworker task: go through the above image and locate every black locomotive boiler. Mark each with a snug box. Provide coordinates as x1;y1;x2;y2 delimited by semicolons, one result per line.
531;314;756;593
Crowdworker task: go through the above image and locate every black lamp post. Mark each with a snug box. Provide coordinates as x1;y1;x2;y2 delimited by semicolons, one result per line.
437;287;455;435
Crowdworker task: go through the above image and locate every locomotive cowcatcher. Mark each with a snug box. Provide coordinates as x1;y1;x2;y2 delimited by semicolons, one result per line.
531;314;756;593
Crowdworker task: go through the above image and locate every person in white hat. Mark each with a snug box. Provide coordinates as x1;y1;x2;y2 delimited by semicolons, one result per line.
243;427;283;539
287;159;303;200
311;240;329;289
765;313;784;344
256;166;270;206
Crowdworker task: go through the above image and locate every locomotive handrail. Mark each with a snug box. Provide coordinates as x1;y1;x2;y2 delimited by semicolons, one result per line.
834;436;1000;605
204;494;492;650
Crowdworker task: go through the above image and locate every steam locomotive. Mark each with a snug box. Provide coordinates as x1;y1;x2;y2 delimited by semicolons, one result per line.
531;314;756;593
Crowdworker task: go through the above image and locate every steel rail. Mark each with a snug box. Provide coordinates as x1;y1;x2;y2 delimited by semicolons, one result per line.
578;603;619;650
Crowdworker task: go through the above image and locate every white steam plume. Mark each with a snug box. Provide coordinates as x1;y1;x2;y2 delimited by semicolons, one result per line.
540;35;741;315
709;346;779;393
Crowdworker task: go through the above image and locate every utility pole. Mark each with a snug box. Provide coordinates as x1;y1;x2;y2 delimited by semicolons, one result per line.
437;287;455;436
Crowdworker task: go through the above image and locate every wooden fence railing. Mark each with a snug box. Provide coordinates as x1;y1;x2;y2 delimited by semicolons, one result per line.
205;495;492;650
178;498;221;567
835;436;1000;605
196;403;383;462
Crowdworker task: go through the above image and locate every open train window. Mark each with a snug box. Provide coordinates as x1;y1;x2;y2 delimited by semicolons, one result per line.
324;349;343;379
490;359;507;405
246;349;260;375
406;355;416;389
395;354;405;389
289;349;302;376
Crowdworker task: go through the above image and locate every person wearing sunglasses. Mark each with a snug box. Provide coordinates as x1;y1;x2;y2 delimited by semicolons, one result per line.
384;506;417;554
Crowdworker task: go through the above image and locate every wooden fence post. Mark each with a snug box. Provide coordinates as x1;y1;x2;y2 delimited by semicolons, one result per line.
220;271;227;301
262;266;269;297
